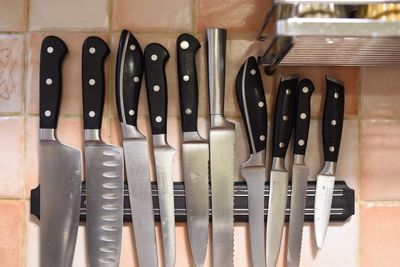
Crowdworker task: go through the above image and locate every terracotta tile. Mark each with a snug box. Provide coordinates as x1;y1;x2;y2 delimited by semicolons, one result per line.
361;67;400;118
0;200;24;267
120;225;138;266
360;203;400;267
29;0;109;31
0;0;27;31
0;34;24;113
27;33;110;115
112;0;192;32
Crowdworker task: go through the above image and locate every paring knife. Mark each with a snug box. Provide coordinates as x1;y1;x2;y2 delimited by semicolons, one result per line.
115;30;158;267
39;36;82;267
144;43;176;267
287;79;315;267
314;76;345;249
267;75;298;267
82;36;124;266
176;33;209;267
235;56;267;267
206;28;235;267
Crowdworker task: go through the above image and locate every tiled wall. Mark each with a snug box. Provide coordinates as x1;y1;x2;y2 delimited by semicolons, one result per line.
0;0;399;266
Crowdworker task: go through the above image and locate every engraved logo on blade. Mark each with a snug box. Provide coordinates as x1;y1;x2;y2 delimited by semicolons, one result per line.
160;167;168;195
190;172;200;183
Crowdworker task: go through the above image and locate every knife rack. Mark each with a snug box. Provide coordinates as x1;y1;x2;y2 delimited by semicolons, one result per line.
30;181;354;222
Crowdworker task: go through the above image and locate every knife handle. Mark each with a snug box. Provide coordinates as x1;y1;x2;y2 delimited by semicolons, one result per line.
272;76;298;158
115;30;144;127
39;36;68;129
323;76;345;163
144;43;170;135
82;36;110;130
235;56;267;154
293;79;314;156
177;33;201;133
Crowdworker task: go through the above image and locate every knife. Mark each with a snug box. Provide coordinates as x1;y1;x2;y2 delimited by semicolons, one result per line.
314;76;345;249
82;36;124;266
144;43;176;267
176;33;209;267
206;28;235;267
115;30;158;267
235;56;267;267
287;79;314;267
266;75;298;267
39;36;82;267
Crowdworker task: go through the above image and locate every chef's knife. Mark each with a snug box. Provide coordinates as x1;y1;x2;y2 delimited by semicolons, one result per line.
39;36;82;267
176;33;209;267
267;75;298;267
115;30;158;267
206;28;235;267
235;56;267;267
314;76;345;249
287;79;314;267
144;43;176;267
82;36;124;266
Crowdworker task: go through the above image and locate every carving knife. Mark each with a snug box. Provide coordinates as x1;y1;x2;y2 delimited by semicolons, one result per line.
82;36;124;266
287;79;314;267
235;56;267;267
144;43;176;267
39;36;82;267
314;76;345;249
206;28;235;267
115;30;158;267
176;33;209;267
266;75;298;267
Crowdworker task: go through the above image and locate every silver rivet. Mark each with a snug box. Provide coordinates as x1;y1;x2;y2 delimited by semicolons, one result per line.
258;101;264;108
329;146;335;152
298;139;305;146
279;142;285;148
331;120;336;126
44;110;51;117
183;75;190;81
89;111;95;118
46;78;52;85
185;108;192;115
151;54;158;61
129;110;135;116
285;89;291;95
259;135;265;141
180;41;189;50
153;85;160;92
250;69;256;75
89;79;96;85
283;115;288;121
89;47;96;54
133;76;140;83
334;92;339;99
302;86;309;93
47;47;54;53
155;116;162;123
300;113;307;120
129;45;136;51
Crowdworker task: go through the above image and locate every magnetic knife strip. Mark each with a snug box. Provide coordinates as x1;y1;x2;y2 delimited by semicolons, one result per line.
30;181;354;222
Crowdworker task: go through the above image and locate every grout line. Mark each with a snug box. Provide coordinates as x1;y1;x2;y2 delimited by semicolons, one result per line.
359;200;400;205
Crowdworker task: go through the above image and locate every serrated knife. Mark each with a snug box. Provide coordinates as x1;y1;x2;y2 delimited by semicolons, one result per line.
82;36;124;266
287;79;314;267
39;36;82;267
176;33;209;267
314;76;345;249
235;56;267;267
115;30;158;267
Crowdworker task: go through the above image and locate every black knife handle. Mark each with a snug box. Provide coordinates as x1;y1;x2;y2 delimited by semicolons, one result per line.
177;33;201;133
323;76;345;163
82;36;110;130
115;30;144;127
144;43;170;135
294;79;314;155
39;36;68;129
272;76;298;158
235;57;267;154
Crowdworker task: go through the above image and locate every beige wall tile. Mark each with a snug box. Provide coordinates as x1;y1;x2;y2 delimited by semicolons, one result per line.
0;0;27;31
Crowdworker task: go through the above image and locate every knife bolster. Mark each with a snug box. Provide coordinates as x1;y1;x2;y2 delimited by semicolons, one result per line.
39;128;56;141
210;114;235;129
320;161;337;176
84;129;101;141
293;154;305;165
271;157;286;172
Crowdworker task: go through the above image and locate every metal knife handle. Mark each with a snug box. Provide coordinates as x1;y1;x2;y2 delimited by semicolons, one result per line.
115;30;144;127
144;43;170;135
177;33;201;133
82;36;110;130
294;79;314;156
39;36;68;129
323;76;345;163
206;28;227;117
235;56;267;154
272;76;298;159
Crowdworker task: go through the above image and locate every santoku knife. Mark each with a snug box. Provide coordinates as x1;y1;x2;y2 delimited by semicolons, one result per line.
176;33;209;267
314;76;345;249
39;36;82;267
82;36;124;267
115;30;158;267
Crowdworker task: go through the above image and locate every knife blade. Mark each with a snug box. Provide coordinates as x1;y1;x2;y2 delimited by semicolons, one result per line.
314;76;345;249
287;79;314;267
206;28;235;267
235;56;267;267
266;75;298;267
39;36;82;267
115;30;158;267
144;43;176;267
176;33;209;267
82;36;124;266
